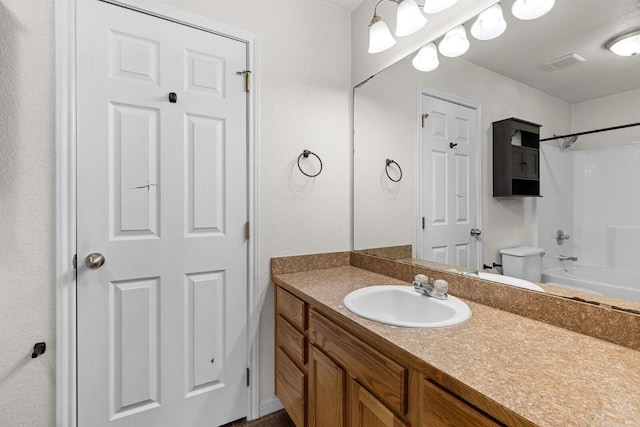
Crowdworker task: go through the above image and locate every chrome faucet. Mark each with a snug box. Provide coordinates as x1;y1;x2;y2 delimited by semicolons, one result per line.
413;275;448;300
558;255;578;262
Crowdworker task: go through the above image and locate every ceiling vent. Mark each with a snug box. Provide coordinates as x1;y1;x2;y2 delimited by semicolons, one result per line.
544;53;586;70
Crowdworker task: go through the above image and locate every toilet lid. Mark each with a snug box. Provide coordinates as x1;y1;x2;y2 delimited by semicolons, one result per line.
500;246;545;257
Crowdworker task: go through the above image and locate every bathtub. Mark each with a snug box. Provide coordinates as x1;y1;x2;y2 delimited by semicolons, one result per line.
541;265;640;303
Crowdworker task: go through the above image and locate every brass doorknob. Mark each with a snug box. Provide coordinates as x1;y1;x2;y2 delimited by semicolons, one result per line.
85;252;105;269
470;228;482;237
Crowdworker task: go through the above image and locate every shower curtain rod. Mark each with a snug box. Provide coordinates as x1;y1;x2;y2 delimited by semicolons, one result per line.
539;121;640;142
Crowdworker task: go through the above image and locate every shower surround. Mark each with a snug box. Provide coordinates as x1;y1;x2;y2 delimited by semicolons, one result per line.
538;141;640;300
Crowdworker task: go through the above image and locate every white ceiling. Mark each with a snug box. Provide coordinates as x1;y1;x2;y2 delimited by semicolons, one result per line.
462;0;640;103
323;0;365;12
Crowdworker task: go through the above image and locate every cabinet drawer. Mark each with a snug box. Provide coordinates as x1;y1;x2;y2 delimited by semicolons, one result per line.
422;379;503;427
276;287;307;332
277;315;307;366
276;348;305;427
309;309;408;415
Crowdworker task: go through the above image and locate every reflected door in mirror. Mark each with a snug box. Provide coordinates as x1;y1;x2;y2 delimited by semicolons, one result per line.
420;94;480;269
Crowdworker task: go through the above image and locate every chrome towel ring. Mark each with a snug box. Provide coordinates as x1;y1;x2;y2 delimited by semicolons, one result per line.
385;159;402;182
297;150;323;177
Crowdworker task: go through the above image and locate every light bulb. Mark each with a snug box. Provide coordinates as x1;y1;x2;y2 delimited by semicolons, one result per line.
368;16;396;54
423;0;459;14
438;25;470;57
471;4;507;41
396;0;427;37
512;0;555;20
412;43;440;72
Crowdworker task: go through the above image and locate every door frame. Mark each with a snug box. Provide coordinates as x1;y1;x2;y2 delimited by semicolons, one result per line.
415;87;483;268
55;1;259;425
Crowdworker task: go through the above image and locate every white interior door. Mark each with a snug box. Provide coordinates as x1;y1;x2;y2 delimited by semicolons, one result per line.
420;94;480;269
76;1;248;426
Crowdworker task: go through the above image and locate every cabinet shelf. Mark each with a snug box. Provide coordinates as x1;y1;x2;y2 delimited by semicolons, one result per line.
492;117;542;197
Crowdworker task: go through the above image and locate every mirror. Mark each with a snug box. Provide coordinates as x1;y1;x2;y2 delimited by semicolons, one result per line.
353;0;640;312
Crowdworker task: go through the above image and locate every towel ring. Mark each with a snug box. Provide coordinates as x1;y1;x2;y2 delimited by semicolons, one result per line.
297;150;323;178
385;159;402;182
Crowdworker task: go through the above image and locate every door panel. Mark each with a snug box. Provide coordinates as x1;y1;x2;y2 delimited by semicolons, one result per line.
110;277;161;419
77;1;248;426
421;95;479;269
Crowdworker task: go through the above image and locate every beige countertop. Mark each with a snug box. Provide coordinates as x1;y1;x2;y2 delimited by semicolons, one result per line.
274;265;640;427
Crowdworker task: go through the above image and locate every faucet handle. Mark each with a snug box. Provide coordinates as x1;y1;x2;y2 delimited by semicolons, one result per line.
433;279;448;297
414;274;428;284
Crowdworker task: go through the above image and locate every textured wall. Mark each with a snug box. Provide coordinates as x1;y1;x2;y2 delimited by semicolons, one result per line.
0;1;56;426
0;0;351;424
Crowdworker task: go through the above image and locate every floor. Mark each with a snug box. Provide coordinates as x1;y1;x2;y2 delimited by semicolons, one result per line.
223;410;294;427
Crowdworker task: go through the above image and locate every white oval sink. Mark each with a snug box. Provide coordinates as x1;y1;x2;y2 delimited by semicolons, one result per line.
343;285;471;328
477;272;545;292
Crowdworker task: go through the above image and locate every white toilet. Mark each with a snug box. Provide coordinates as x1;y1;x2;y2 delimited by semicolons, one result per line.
499;246;545;282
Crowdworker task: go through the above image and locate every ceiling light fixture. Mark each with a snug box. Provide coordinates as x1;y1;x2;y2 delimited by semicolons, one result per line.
396;0;428;37
471;3;507;40
438;25;470;57
412;42;440;71
605;27;640;56
512;0;555;20
423;0;459;14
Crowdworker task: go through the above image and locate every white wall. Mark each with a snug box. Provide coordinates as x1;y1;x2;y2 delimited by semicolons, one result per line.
0;1;56;426
0;0;351;425
571;87;640;149
353;56;571;265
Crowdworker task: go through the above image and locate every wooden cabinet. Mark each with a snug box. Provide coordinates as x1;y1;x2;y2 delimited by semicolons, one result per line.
274;284;532;427
493;117;542;197
308;345;345;427
308;309;407;416
421;379;503;427
350;379;408;427
275;288;308;427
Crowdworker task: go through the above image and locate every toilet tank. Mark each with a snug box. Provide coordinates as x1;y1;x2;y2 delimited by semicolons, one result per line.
500;246;545;282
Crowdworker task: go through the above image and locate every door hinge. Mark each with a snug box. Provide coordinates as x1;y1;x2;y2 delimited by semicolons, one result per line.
72;254;77;270
421;113;429;128
246;367;250;387
237;70;252;93
422;217;426;229
245;221;250;240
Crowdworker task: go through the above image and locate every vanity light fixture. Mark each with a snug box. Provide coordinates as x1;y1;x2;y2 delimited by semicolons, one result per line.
368;0;427;54
511;0;555;20
412;42;440;71
368;15;397;53
396;0;428;37
422;0;459;14
438;25;470;57
471;3;507;41
605;27;640;56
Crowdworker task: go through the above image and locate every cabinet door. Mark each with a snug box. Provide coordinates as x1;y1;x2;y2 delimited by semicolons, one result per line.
523;149;539;179
350;379;408;427
308;345;345;427
510;146;526;178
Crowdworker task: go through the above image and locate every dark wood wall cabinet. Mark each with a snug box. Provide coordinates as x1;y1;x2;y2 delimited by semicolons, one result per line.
492;118;542;197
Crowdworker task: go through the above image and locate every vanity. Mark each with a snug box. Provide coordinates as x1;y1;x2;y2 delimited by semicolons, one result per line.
272;252;640;427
